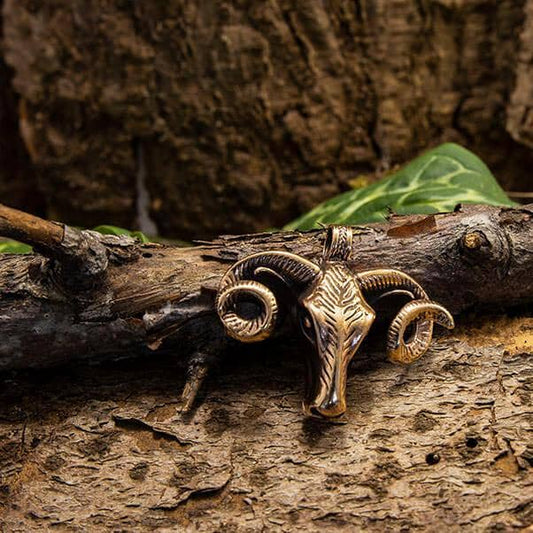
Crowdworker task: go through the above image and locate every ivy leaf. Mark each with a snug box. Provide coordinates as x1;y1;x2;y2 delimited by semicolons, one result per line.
0;240;33;254
284;143;517;231
92;225;151;243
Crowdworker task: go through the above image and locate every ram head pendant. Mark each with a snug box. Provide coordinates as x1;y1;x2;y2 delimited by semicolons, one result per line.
216;226;454;419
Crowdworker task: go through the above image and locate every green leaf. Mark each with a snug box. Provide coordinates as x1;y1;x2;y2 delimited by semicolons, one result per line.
284;143;517;231
0;240;33;254
0;225;151;255
92;225;150;243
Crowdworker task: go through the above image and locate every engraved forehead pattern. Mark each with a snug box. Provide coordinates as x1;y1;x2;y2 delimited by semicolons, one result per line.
304;264;375;394
305;265;371;319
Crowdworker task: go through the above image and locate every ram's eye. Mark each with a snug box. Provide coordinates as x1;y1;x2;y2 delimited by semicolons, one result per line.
300;314;316;344
300;314;314;339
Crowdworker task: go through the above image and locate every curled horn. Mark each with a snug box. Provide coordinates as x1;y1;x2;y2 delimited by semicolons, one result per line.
386;299;454;363
216;252;320;343
358;269;454;364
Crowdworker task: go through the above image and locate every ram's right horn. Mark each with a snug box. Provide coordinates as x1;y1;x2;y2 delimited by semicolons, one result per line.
216;251;321;343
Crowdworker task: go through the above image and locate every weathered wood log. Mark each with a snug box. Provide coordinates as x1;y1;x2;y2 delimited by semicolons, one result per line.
0;203;532;530
1;202;532;372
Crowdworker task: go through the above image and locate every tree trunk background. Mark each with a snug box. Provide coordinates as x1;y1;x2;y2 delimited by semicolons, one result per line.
1;0;533;239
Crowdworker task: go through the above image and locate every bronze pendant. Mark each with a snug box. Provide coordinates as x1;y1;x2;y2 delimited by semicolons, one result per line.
216;226;454;419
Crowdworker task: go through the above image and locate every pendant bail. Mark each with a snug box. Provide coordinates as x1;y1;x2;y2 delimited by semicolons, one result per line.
323;225;353;261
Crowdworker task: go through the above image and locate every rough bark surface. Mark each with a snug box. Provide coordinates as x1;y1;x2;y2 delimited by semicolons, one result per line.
0;204;532;369
1;0;533;238
0;204;531;531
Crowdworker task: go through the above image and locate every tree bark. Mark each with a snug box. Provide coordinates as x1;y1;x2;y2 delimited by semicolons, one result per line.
0;204;531;530
2;0;533;238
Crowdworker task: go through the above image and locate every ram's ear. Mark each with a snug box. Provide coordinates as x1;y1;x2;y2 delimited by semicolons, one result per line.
363;289;415;322
365;288;414;306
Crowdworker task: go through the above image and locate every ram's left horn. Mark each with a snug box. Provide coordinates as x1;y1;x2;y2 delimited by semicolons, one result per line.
386;299;454;364
358;269;454;364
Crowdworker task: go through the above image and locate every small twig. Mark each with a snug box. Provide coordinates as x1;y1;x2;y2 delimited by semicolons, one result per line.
506;191;533;199
0;203;64;251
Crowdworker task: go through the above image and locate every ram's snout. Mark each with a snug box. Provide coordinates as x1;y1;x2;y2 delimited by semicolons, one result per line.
304;347;348;418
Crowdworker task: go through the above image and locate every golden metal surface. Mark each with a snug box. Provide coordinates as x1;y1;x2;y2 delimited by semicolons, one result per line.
216;226;454;419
